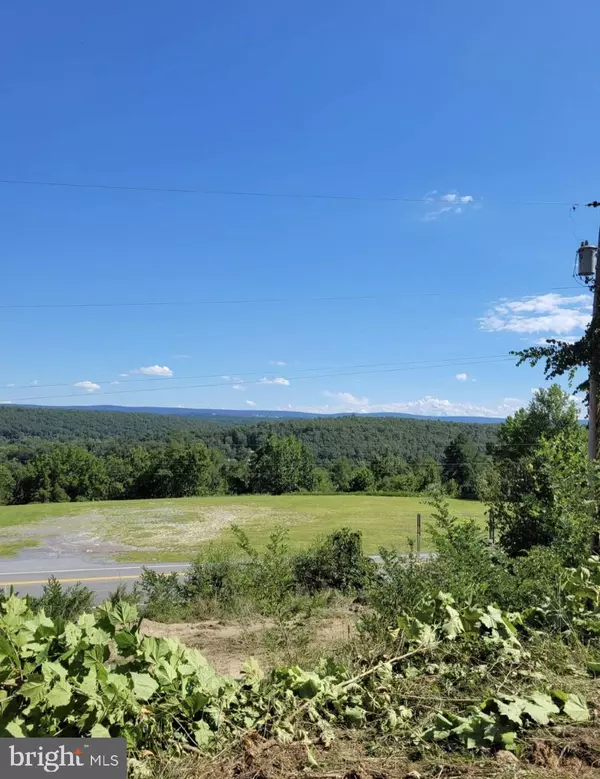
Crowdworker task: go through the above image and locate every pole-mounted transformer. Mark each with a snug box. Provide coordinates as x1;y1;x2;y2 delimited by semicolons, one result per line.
577;240;597;277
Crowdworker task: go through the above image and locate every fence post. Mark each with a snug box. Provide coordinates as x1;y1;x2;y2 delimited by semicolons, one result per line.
416;513;421;556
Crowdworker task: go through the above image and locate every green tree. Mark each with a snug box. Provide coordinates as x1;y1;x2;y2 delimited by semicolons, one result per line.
348;465;375;492
0;464;15;504
13;444;108;504
328;458;354;492
442;433;482;499
485;385;591;558
412;456;442;492
149;442;214;498
249;435;317;495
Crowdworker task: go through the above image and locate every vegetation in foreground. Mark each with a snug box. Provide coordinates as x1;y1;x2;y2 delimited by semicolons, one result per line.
1;489;599;776
1;386;598;776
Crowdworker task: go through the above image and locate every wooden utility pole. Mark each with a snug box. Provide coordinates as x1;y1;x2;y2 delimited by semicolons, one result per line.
577;224;600;553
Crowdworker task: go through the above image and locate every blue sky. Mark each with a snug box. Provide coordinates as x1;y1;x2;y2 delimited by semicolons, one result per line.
2;0;600;417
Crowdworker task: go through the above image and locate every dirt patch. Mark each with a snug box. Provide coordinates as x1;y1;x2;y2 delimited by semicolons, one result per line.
140;612;357;678
0;504;281;561
0;512;138;558
139;730;600;779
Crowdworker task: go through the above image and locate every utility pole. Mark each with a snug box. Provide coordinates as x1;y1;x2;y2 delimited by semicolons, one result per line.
578;236;600;460
577;224;600;553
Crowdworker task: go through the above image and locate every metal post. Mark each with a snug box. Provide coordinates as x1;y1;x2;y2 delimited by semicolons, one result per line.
416;513;421;556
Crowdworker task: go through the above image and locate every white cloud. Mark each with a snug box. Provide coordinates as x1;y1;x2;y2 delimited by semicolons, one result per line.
455;373;468;381
283;394;528;418
5;383;15;388
480;293;592;335
260;376;290;386
110;381;120;385
0;400;12;405
73;380;101;393
423;191;475;220
119;373;129;378
323;390;369;406
440;193;474;204
232;384;246;392
31;380;39;386
270;360;287;366
245;400;257;407
173;354;192;359
135;365;173;377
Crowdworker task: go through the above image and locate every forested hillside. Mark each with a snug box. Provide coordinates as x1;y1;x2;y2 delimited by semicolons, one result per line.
0;406;499;464
0;406;248;443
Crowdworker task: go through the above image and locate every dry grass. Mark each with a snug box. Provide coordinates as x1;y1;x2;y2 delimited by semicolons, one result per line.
137;723;600;779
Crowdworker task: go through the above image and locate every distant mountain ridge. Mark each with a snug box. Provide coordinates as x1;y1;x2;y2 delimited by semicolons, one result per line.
39;404;506;425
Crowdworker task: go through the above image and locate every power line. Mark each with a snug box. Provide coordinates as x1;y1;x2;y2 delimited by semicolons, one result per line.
3;356;514;404
3;354;512;391
0;286;587;311
0;177;581;207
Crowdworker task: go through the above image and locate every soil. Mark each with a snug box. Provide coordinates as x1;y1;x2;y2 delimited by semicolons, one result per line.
139;612;357;677
140;726;600;779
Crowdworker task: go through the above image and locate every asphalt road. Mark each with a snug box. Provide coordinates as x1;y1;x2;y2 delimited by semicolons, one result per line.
0;553;425;601
0;559;191;600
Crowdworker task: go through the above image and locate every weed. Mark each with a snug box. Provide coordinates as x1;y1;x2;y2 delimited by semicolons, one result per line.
29;575;94;622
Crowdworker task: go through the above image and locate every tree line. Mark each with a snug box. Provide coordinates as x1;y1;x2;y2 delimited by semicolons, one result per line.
0;406;499;463
0;428;486;505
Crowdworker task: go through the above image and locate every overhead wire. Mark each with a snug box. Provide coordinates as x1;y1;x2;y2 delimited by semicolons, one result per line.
0;286;589;310
3;355;514;404
2;354;514;391
0;177;583;207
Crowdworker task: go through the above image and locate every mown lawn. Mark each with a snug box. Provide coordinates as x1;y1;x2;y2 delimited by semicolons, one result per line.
0;494;488;561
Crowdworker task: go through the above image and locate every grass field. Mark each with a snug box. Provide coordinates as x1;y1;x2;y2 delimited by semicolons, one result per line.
0;494;488;561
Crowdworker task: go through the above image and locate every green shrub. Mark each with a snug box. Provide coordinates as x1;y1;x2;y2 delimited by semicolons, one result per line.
30;576;94;622
293;528;375;594
185;544;242;607
136;568;188;622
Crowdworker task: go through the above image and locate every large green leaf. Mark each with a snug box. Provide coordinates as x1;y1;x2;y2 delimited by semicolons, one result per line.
3;718;27;737
90;723;111;738
522;693;559;725
46;680;72;708
130;672;158;702
19;677;47;706
562;693;589;722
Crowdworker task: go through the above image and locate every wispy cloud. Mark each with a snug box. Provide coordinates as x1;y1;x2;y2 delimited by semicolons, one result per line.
5;384;15;388
172;354;192;359
323;390;369;407
283;392;528;418
422;191;475;221
31;380;39;386
270;360;287;366
245;400;257;407
73;380;101;393
260;376;290;386
232;384;246;392
134;365;174;377
455;373;468;381
480;293;592;335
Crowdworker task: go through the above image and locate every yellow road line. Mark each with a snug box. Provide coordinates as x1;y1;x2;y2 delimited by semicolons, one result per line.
0;574;144;586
